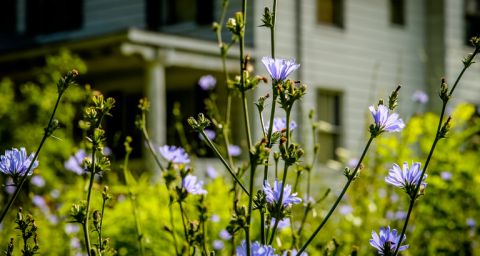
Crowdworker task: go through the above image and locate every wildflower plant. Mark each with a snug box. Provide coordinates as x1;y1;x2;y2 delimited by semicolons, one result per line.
369;226;408;255
0;69;79;224
0;148;38;184
385;162;427;199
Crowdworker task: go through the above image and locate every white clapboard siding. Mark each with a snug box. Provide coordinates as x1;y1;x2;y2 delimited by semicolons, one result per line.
444;0;480;106
254;0;427;153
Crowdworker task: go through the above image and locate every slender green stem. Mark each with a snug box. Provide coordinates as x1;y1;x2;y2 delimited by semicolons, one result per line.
263;92;278;182
201;216;208;256
241;90;253;150
178;201;190;253
260;2;279;242
200;130;249;195
271;0;277;59
260;210;266;244
0;92;63;224
123;152;145;256
268;162;290;245
239;0;251;254
168;201;180;256
132;195;145;256
268;109;293;244
262;0;279;181
392;137;439;256
449;48;479;97
98;195;107;252
83;146;98;255
392;46;479;256
141;113;165;172
297;136;375;255
245;161;256;256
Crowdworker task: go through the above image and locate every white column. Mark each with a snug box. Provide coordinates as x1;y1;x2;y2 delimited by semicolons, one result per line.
145;60;167;147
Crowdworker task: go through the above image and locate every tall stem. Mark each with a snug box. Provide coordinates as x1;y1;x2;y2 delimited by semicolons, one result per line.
262;0;279;182
141;112;165;172
178;201;190;253
0;92;63;224
98;195;107;251
123;150;145;256
168;201;180;256
268;109;292;245
297;136;374;255
238;1;254;255
268;162;290;245
83;146;98;255
392;46;479;256
200;130;249;195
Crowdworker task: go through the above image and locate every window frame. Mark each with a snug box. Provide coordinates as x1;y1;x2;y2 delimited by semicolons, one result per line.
316;0;345;28
315;88;343;164
25;0;83;36
389;0;406;27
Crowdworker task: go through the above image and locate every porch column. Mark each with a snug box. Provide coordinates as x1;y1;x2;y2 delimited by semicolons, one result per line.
145;60;167;147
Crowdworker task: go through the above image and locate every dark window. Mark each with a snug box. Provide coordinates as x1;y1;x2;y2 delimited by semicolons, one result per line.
166;80;215;157
0;0;16;34
146;0;214;30
104;91;144;159
390;0;405;26
26;0;83;36
465;0;480;45
317;0;344;28
316;90;342;163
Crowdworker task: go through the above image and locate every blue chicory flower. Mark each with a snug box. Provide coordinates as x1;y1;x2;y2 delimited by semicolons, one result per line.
32;195;49;213
265;118;297;133
198;75;217;90
411;90;429;104
0;148;38;180
30;175;45;187
64;223;80;234
262;57;300;82
263;180;302;208
440;171;452;181
201;129;216;141
270;217;290;230
206;165;218;179
219;229;232;240
213;240;224;250
369;104;405;134
236;240;276;256
64;149;87;175
182;174;207;195
386;210;408;221
159;145;190;164
228;144;242;157
339;204;353;215
467;218;476;228
210;214;220;223
370;226;408;255
385;162;427;198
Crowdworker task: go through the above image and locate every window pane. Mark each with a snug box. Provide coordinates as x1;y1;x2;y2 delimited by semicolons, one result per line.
465;0;480;44
26;0;83;35
148;0;214;28
0;0;16;34
390;0;405;26
317;0;343;27
316;90;342;163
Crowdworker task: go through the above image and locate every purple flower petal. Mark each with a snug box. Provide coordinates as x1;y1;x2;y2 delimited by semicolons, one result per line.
262;57;300;82
159;145;190;164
